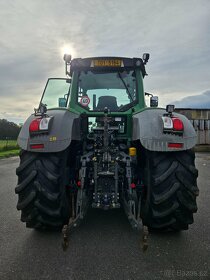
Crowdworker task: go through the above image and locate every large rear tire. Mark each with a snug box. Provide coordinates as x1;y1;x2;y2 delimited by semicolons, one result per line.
142;149;199;231
15;150;70;229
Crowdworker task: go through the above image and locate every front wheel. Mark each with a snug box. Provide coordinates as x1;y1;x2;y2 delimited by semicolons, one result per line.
141;149;199;231
15;150;70;229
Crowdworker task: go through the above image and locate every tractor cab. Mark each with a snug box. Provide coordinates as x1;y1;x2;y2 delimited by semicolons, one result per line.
41;56;149;115
67;56;149;114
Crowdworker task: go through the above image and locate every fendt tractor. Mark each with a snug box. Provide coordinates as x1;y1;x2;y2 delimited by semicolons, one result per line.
15;54;199;249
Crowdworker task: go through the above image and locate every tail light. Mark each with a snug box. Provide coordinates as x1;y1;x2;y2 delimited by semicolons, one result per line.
162;116;184;134
130;183;136;189
29;119;41;133
77;181;81;187
172;117;184;131
29;117;52;135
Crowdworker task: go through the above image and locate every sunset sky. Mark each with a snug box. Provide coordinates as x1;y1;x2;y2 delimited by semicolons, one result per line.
0;0;209;123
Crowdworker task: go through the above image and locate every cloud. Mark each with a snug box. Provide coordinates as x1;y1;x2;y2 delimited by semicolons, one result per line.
173;90;210;108
0;0;210;122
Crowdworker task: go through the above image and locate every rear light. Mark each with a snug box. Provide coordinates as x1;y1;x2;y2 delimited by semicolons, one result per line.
29;117;52;134
168;143;183;148
29;119;41;133
30;144;44;149
77;181;81;187
130;183;136;189
162;116;173;129
172;117;184;131
39;118;51;130
162;116;184;134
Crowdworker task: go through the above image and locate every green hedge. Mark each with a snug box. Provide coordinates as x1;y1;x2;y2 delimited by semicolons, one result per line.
0;140;19;152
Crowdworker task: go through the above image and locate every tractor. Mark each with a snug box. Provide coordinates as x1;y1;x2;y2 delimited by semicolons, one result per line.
15;54;199;247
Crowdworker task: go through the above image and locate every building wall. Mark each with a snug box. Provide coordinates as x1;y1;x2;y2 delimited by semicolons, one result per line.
175;109;210;145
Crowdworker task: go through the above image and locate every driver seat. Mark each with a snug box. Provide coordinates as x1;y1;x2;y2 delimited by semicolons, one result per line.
96;96;118;111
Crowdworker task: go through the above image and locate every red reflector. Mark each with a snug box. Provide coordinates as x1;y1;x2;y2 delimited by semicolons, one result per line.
168;143;183;148
130;183;136;189
29;119;41;133
172;118;184;131
77;181;81;187
30;144;44;149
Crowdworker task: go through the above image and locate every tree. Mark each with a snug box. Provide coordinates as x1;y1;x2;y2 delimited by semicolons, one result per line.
0;119;21;139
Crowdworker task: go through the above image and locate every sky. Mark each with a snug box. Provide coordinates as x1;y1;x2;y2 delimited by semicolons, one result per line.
0;0;210;124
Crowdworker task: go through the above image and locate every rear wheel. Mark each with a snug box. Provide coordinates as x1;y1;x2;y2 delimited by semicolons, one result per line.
142;149;199;231
15;150;70;229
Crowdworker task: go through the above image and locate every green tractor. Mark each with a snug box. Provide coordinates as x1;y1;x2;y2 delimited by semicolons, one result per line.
15;54;199;242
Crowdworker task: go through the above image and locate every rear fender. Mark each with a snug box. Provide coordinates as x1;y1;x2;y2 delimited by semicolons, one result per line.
132;109;197;151
18;109;80;152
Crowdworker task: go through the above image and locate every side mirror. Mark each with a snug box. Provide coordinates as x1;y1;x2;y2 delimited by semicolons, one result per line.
142;53;150;64
58;97;67;107
150;96;158;107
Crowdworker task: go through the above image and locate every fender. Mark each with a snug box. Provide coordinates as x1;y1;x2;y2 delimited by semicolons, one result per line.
132;108;197;151
18;109;80;152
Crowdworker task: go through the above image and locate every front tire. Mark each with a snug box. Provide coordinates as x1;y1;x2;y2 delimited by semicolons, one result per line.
15;150;70;229
142;149;199;231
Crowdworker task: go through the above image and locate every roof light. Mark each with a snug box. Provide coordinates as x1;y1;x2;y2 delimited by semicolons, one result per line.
142;53;150;64
166;104;175;114
63;54;72;63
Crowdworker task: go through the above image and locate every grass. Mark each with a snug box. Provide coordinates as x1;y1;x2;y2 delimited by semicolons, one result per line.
0;149;20;158
0;140;20;158
0;140;19;151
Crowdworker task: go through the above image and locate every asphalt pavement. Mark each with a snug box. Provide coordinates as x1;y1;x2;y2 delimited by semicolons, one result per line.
0;154;209;280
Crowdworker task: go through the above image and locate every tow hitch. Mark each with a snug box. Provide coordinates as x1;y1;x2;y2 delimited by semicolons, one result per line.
62;218;149;252
62;189;149;252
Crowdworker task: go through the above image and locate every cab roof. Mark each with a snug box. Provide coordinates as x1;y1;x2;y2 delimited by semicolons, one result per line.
70;57;147;77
